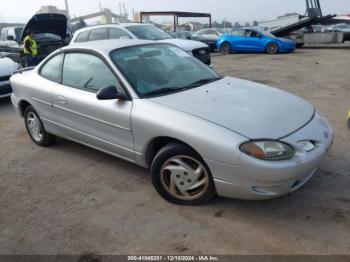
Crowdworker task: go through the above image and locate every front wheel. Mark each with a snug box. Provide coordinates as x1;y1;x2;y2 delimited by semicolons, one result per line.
151;142;216;205
265;42;279;54
24;105;56;146
220;42;231;54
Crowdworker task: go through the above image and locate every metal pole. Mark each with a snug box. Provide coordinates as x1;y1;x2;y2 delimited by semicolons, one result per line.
64;0;70;19
176;16;179;32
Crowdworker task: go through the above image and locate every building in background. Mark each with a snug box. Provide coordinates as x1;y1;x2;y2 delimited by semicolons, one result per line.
70;8;129;25
37;5;68;17
178;22;203;31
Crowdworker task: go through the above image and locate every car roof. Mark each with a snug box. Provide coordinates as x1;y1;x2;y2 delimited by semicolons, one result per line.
74;23;153;33
66;39;158;54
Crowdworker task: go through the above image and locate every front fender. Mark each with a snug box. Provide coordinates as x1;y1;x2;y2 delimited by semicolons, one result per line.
131;99;247;167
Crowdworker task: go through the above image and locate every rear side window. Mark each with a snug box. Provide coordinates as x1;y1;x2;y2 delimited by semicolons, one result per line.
75;31;89;43
40;54;64;83
109;28;131;39
88;28;108;41
62;53;124;93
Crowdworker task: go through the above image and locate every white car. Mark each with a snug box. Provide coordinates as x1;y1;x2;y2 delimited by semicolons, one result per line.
0;57;18;98
71;23;211;65
194;28;231;41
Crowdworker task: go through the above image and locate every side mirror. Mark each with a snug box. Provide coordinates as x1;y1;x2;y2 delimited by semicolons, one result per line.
96;85;129;100
186;35;192;40
7;35;15;41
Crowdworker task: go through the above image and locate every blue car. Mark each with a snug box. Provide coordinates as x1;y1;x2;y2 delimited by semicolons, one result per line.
217;27;296;54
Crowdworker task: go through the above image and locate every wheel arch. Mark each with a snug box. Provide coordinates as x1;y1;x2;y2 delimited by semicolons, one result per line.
144;136;202;167
18;100;32;117
220;41;232;49
265;41;280;51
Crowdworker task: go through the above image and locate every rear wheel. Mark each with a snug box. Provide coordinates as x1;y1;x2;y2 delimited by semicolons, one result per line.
24;105;56;146
151;142;216;205
220;42;231;54
266;42;279;54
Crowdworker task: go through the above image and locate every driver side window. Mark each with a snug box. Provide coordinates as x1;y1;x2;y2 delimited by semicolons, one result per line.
245;30;259;37
62;53;125;94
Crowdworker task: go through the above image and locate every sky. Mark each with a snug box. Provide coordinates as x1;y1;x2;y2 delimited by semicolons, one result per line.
0;0;349;24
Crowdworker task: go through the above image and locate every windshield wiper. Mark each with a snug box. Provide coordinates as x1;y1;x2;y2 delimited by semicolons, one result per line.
143;87;183;97
186;77;222;88
143;77;222;98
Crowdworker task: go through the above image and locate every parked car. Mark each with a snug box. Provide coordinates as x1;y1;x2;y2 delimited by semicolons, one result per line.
0;13;72;66
0;57;18;98
195;28;231;41
72;24;211;65
0;26;24;45
171;31;217;52
20;13;73;64
217;27;296;54
11;40;333;205
327;24;350;33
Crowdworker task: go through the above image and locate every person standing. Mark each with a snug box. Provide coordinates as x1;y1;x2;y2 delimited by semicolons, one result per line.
23;30;38;67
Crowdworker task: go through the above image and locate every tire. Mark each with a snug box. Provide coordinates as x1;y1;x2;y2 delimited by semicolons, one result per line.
265;42;279;54
220;42;231;54
24;105;56;147
151;142;216;205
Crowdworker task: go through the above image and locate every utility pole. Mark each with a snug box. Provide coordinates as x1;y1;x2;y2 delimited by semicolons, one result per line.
64;0;70;19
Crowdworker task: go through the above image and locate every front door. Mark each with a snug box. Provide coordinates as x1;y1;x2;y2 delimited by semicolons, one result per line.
242;30;264;51
52;52;135;161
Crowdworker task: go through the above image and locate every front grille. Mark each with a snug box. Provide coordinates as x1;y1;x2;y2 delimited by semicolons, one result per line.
0;75;11;82
192;47;211;65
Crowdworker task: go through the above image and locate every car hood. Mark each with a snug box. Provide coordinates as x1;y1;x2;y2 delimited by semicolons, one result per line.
158;38;208;51
150;77;315;139
0;58;18;77
21;13;68;42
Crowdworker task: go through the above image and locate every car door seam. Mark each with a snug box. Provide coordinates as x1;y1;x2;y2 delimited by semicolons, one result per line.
41;117;135;153
53;104;132;132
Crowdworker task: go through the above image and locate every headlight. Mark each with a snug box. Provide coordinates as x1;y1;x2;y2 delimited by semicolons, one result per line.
240;141;295;161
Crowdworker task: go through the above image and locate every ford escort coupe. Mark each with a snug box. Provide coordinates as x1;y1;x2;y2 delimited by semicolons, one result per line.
10;40;333;205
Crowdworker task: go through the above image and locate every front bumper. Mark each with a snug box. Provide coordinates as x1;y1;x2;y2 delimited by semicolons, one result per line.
208;113;334;200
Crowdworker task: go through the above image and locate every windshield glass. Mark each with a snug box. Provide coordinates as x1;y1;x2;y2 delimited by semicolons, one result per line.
253;28;275;38
125;25;174;40
15;27;23;41
111;44;220;98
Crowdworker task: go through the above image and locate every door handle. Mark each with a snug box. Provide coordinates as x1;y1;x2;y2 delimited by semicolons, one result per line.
57;96;67;105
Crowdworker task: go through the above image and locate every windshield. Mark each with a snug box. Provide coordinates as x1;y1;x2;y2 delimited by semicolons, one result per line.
111;44;220;98
252;28;275;38
15;27;23;41
125;25;174;40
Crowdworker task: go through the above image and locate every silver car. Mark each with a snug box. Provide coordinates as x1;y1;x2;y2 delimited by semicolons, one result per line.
10;40;334;205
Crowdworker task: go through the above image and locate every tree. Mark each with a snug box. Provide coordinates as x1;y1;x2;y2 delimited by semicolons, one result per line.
233;22;242;29
252;20;259;27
